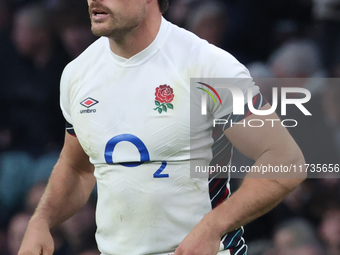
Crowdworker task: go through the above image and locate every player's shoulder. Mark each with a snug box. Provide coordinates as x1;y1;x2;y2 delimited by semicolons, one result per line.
162;21;207;59
61;37;107;81
166;23;229;58
163;21;250;78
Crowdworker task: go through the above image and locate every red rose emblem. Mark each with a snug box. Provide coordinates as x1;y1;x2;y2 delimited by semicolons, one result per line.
154;85;174;114
155;84;174;103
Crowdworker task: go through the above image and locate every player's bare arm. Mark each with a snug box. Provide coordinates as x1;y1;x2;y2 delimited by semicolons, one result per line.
175;103;306;255
18;132;95;255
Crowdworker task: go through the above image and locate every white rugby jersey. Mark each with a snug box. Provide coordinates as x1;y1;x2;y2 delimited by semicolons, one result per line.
60;17;260;255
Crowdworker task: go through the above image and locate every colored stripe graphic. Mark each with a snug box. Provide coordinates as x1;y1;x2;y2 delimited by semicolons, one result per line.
197;82;223;105
197;87;217;105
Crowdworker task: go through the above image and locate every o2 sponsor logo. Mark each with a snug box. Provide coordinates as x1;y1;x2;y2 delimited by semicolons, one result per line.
104;134;168;178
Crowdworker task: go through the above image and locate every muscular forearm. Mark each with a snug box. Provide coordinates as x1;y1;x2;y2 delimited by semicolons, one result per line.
19;134;95;255
175;106;307;254
204;148;306;237
30;157;95;229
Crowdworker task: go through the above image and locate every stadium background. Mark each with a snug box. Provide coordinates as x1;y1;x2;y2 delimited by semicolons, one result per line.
0;0;340;254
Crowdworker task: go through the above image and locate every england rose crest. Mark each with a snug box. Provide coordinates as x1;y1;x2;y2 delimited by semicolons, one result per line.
154;84;174;114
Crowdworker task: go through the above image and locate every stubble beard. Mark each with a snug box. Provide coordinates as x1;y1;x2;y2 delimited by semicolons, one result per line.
91;19;136;39
90;9;146;41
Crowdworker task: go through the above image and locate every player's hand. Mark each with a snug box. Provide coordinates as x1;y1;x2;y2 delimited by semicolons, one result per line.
174;214;222;255
18;219;54;255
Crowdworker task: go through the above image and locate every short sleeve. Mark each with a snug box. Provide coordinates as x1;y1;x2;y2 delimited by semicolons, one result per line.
207;78;260;120
196;43;261;119
59;64;73;124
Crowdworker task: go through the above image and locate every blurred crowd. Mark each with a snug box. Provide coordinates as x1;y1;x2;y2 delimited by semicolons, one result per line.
0;0;340;254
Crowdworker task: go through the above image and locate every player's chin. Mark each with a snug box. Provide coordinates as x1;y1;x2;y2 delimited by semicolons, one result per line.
91;24;111;37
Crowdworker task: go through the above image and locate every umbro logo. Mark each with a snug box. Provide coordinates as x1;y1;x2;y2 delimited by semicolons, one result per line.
80;97;99;114
80;97;99;108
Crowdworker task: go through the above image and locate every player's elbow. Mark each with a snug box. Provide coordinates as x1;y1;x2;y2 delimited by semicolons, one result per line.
290;140;306;169
281;142;307;189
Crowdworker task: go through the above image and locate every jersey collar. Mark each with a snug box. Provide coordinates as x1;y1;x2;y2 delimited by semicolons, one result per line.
107;17;169;67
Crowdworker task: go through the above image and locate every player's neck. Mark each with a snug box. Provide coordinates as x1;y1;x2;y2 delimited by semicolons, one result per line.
108;13;162;59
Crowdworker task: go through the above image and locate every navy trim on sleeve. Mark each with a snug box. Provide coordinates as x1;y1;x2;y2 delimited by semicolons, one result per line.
66;122;76;137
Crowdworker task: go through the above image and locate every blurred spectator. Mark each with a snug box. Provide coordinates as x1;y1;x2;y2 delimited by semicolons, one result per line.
7;213;30;255
186;0;228;48
247;239;274;255
269;39;321;79
61;199;98;254
53;0;96;59
306;179;340;226
319;206;340;255
281;179;323;226
0;3;70;154
268;40;325;101
243;201;295;243
269;39;325;93
248;62;275;79
165;0;193;27
272;218;324;255
58;25;96;59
